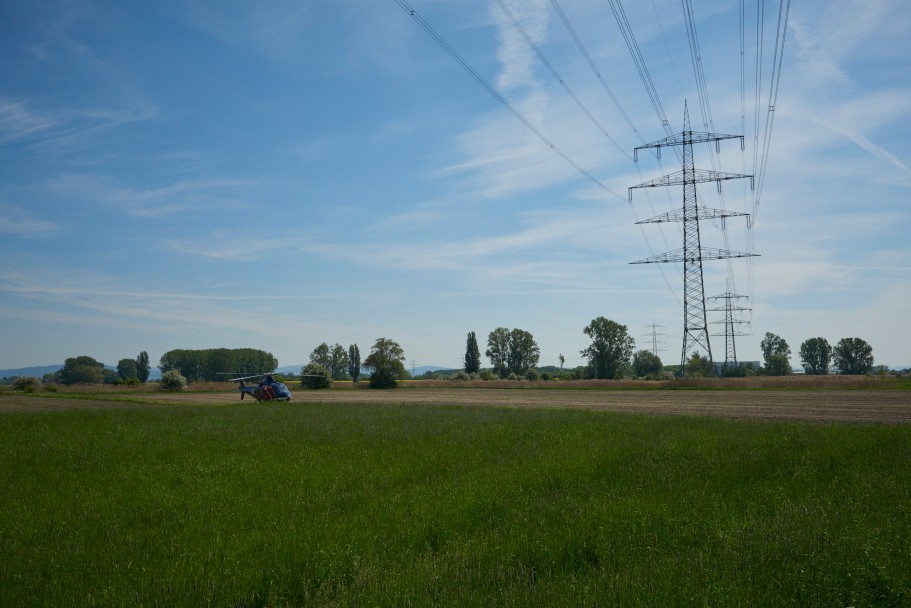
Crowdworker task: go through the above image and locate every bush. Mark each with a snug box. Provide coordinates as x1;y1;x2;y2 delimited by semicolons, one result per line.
453;371;469;381
525;369;539;381
301;364;332;389
160;370;187;391
479;370;496;381
112;377;142;386
12;376;39;392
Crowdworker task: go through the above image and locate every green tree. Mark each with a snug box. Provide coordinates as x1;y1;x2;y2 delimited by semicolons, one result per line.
159;349;198;381
232;348;278;376
364;337;406;389
309;343;331;369
760;332;791;362
301;363;332;389
136;351;150;383
464;331;481;374
204;348;234;381
159;348;276;382
832;338;874;375
309;343;350;379
581;317;635;379
760;332;791;376
684;352;713;377
764;354;793;376
60;356;106;385
507;328;540;377
348;344;361;383
485;327;510;379
799;337;832;375
327;344;350;379
632;350;663;377
117;358;139;381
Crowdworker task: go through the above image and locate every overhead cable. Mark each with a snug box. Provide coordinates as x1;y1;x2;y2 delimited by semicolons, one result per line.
753;0;791;222
394;0;627;202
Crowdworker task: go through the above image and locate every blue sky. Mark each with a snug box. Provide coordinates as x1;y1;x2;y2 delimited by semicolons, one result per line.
1;0;909;372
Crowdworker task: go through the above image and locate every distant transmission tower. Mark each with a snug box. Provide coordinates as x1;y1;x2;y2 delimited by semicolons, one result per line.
641;320;666;358
707;289;752;369
629;103;757;369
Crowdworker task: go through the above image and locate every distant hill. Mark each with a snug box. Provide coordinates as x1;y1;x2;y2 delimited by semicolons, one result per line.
275;364;305;375
0;364;65;380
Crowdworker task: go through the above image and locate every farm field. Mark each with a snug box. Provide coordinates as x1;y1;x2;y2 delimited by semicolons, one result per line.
3;386;911;424
1;388;909;606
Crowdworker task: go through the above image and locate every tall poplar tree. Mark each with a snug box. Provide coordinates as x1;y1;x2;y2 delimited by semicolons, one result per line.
464;331;481;374
348;344;361;383
136;351;150;383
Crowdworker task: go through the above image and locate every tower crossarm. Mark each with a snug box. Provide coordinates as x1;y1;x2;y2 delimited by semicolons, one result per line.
706;305;752;313
637;206;750;224
628;170;754;200
710;330;752;337
634;131;744;161
708;292;750;301
630;247;758;264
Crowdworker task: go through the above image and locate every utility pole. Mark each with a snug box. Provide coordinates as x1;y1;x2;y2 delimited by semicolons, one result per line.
629;103;757;370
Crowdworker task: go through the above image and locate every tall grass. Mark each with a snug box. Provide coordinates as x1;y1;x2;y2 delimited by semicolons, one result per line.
398;374;908;390
1;403;908;606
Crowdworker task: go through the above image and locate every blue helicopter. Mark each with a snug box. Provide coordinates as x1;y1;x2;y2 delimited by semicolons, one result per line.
229;373;292;402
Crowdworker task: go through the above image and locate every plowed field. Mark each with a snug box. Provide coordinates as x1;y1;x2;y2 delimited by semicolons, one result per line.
3;389;909;423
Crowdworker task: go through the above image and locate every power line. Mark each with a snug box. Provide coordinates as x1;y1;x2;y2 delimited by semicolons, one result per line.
606;0;674;140
394;0;683;305
753;0;792;223
394;0;627;202
549;0;645;145
493;0;631;162
499;0;683;294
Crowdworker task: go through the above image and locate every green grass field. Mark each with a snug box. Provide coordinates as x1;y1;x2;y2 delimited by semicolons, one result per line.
1;401;909;606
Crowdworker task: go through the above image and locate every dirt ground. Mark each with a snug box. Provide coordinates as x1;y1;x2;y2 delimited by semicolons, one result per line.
2;388;909;424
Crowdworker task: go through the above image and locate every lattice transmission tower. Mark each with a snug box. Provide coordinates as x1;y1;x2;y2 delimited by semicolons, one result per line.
641;320;666;358
707;288;751;370
629;103;757;369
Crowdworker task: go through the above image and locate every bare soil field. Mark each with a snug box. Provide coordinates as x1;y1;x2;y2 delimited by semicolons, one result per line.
2;388;909;424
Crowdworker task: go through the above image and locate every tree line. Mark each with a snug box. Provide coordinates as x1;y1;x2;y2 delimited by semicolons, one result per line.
37;352;152;386
761;333;876;376
158;348;278;382
9;323;882;389
301;339;405;389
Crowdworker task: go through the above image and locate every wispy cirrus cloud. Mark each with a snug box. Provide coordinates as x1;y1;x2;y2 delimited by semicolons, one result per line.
0;95;157;157
47;174;259;218
163;229;303;261
0;97;58;143
0;202;60;238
